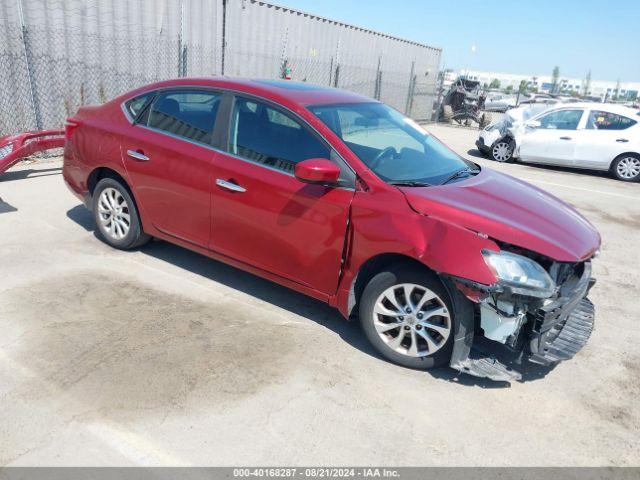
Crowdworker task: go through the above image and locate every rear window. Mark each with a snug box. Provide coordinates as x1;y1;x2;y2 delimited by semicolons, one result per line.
124;92;155;121
148;90;221;145
586;110;637;130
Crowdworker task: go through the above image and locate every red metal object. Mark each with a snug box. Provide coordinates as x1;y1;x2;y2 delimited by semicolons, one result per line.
61;77;601;319
294;158;341;184
0;130;65;176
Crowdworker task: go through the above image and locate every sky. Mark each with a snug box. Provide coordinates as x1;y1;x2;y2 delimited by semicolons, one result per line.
275;0;640;82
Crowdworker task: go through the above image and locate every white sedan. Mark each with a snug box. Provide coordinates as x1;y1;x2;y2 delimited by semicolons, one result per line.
479;103;640;182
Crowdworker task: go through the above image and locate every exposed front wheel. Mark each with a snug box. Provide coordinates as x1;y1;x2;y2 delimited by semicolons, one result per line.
611;154;640;182
492;140;514;162
359;265;455;370
92;177;151;249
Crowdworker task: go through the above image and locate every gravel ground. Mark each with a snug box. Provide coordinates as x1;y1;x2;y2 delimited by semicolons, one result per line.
0;125;638;466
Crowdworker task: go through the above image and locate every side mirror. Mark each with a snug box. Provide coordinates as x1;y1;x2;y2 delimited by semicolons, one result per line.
294;158;341;185
525;119;541;129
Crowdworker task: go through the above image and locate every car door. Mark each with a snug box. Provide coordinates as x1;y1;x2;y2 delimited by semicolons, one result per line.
519;108;585;166
573;109;639;169
121;89;222;247
209;95;356;295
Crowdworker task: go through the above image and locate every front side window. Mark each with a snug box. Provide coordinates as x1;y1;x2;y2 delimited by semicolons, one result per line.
229;97;336;176
586;110;637;130
537;109;583;130
148;90;221;144
310;102;470;185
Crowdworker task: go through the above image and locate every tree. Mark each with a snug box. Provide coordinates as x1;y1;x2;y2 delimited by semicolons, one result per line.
489;78;501;89
613;79;621;101
518;79;528;94
505;85;513;93
583;70;592;96
551;66;560;93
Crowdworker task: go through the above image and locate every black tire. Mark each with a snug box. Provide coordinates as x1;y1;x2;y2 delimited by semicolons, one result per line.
359;264;459;370
610;153;640;182
442;105;453;124
92;177;151;250
491;139;514;163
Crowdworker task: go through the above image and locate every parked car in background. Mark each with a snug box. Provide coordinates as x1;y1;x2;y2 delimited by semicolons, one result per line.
63;78;600;381
477;104;551;162
479;103;640;181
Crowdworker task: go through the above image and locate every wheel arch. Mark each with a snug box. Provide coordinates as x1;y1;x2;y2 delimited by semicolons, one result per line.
347;253;442;319
609;151;640;170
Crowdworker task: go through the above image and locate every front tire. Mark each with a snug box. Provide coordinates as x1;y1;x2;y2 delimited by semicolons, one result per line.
491;139;514;162
442;105;453;124
92;177;150;250
611;154;640;182
359;265;455;370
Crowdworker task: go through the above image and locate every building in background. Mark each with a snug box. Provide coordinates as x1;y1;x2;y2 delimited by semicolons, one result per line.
456;70;639;101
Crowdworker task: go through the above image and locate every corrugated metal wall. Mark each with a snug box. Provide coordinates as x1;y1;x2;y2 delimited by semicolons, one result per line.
0;0;441;136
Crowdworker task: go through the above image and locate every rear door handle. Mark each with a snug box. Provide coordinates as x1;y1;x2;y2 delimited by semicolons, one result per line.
559;136;572;140
127;149;150;161
616;138;629;143
216;178;246;193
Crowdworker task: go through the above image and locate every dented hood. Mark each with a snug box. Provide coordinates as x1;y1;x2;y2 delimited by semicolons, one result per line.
400;168;600;262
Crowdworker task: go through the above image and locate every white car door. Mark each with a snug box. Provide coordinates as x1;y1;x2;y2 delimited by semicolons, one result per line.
518;108;585;166
573;109;639;170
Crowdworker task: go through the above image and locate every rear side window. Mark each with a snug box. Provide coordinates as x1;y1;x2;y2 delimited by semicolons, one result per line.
586;110;637;130
537;109;583;130
229;97;329;174
124;92;155;121
148;90;221;145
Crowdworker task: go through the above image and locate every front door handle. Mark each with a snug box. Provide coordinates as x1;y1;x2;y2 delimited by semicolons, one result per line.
127;149;150;161
616;138;629;143
559;136;572;140
216;178;246;193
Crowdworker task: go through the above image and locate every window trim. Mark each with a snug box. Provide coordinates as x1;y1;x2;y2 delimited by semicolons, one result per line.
120;85;357;187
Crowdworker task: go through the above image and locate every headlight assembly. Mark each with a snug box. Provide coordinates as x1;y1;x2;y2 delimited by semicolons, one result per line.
482;250;556;298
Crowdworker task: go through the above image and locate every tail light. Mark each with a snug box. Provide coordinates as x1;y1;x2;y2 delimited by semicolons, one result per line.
64;120;79;141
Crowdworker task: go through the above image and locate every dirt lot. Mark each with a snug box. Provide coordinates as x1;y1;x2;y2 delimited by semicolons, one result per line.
0;124;638;466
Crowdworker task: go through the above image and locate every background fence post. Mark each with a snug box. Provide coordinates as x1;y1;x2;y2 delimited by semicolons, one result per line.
374;56;382;100
405;60;416;116
178;0;187;77
15;0;41;130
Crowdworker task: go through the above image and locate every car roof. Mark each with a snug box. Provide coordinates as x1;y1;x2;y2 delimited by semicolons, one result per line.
127;77;374;107
545;102;640;117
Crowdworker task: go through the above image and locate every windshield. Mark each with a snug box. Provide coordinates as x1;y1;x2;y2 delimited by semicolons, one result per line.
309;102;472;185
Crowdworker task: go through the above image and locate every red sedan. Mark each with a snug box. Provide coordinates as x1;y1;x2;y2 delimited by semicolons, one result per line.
62;78;600;381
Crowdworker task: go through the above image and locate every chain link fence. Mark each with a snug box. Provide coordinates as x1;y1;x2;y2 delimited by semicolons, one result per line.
0;0;441;137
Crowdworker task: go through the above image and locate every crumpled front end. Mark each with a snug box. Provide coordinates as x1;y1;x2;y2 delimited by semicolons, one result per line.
448;247;596;382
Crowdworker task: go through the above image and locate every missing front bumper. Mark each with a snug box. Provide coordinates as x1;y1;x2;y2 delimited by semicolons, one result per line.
449;262;596;382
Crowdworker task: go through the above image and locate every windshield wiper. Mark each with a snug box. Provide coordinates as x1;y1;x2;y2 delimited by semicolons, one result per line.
389;181;433;187
440;167;480;185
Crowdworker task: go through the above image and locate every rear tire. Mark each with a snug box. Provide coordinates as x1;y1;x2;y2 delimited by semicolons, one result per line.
611;154;640;182
442;105;453;124
359;264;456;370
92;177;151;250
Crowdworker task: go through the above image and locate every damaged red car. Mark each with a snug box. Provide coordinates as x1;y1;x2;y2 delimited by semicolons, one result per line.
62;78;600;381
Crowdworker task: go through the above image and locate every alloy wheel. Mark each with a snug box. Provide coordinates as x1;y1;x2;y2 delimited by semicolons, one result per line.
616;157;640;180
97;187;131;240
492;141;512;162
372;283;451;358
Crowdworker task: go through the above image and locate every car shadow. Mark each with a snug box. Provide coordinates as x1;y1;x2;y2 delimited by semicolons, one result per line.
0;166;62;182
466;148;487;160
66;204;556;388
0;196;18;214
